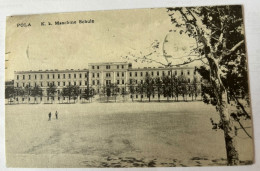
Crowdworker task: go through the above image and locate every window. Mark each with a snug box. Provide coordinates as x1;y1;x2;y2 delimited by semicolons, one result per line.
97;80;100;85
117;80;120;84
136;80;138;84
63;82;65;86
175;71;177;75
23;83;25;87
17;75;19;80
122;65;124;69
188;78;190;83
69;82;71;86
53;81;55;86
74;82;76;85
163;71;165;76
168;71;171;76
106;65;110;69
40;74;43;79
58;82;60;86
41;82;43;87
85;73;88;78
29;75;31;80
122;72;124;77
34;82;36;87
122;80;124;84
16;83;19;87
85;81;88;85
63;74;66;78
58;74;60;79
47;74;49;79
151;72;154;76
35;75;37;79
97;73;99;78
181;71;183;75
97;66;99;69
79;73;82;78
92;80;95;85
117;65;119;69
136;95;138;98
23;75;25;80
106;73;111;77
74;74;76;78
157;71;159;76
53;74;55;79
130;72;132;77
28;83;31;87
79;81;82;86
141;80;143;84
117;72;119;77
187;70;190;75
135;72;137;77
92;73;95;78
106;80;111;85
69;74;71;78
92;66;95;69
140;72;143;77
47;82;49;86
130;79;132;84
146;72;148;76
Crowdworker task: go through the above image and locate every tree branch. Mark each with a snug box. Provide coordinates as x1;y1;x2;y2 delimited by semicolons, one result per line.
236;119;252;139
230;93;251;119
224;40;245;56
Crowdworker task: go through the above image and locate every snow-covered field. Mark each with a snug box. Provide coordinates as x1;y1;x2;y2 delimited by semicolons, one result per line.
5;102;254;167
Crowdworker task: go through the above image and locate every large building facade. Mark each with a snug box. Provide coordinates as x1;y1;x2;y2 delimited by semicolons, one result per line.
88;62;197;94
12;62;198;103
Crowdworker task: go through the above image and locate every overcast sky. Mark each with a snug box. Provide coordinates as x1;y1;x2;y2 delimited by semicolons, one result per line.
5;8;198;80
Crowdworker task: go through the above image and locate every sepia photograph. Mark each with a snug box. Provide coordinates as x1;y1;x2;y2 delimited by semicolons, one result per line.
4;5;254;168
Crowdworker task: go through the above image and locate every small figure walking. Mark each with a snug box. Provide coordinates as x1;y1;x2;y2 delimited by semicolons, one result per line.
48;112;51;121
55;111;58;120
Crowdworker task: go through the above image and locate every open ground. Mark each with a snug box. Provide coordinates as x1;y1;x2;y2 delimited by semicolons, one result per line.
5;102;254;167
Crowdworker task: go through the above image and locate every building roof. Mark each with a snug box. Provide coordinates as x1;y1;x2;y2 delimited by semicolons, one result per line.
88;62;128;65
14;69;89;74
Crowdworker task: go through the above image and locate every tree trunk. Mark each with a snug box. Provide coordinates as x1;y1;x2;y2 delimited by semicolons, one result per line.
219;90;239;165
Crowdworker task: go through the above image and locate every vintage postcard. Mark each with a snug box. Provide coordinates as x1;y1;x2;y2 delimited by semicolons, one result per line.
5;5;254;167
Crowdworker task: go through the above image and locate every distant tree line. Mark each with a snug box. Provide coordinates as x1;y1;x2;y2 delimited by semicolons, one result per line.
99;74;201;102
5;83;95;104
5;74;201;104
